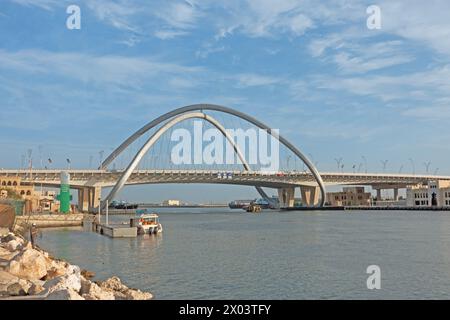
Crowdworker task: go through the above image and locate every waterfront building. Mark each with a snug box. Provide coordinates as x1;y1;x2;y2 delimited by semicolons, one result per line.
326;187;372;207
163;199;180;206
0;176;60;213
406;180;450;207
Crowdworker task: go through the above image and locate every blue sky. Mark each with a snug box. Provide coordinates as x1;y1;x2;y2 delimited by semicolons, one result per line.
1;0;450;202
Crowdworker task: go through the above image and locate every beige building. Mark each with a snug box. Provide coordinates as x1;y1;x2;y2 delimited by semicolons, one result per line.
327;187;372;207
163;199;180;206
406;180;450;207
0;176;60;213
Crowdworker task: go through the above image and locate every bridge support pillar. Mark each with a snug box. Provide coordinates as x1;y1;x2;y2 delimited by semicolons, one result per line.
300;186;320;207
278;187;296;208
376;189;382;201
78;188;90;212
88;187;102;213
393;188;399;201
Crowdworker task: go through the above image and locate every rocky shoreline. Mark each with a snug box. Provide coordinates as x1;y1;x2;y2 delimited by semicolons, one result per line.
0;232;153;300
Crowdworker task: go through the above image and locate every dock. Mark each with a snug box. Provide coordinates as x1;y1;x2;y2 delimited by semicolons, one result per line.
94;223;137;238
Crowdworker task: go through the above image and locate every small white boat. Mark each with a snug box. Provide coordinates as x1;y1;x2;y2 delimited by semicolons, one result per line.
137;213;163;235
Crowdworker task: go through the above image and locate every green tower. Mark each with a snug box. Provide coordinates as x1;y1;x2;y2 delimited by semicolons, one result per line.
57;171;72;213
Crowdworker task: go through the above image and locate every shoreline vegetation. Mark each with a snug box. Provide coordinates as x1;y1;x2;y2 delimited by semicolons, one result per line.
0;231;153;300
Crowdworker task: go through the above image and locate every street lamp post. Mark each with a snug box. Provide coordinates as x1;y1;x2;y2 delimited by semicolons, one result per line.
334;157;343;172
380;160;388;173
409;158;415;175
423;161;431;174
361;156;367;173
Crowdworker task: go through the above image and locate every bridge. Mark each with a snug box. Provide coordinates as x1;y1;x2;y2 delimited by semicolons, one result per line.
1;103;449;211
1;169;449;211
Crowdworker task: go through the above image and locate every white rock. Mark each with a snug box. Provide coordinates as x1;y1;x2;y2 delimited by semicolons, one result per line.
44;272;81;293
0;270;19;294
6;240;22;251
46;288;84;300
100;276;127;292
66;264;81;276
124;289;153;300
28;279;45;295
6;248;49;280
82;281;115;300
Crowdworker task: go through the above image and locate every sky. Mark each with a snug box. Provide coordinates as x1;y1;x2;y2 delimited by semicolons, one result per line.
1;0;450;202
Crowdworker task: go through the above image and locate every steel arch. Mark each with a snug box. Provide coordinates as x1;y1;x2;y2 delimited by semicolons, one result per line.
104;112;273;205
102;104;326;206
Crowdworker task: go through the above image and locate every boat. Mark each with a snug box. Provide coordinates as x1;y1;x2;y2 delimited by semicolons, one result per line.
111;200;138;210
228;199;254;209
245;203;262;213
136;213;163;235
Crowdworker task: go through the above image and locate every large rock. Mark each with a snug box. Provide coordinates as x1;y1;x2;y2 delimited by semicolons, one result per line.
28;279;45;295
45;288;84;300
81;279;115;300
0;270;19;295
45;260;69;280
100;276;127;292
43;273;81;294
124;289;153;300
6;240;22;251
6;247;50;280
6;282;26;296
99;276;152;300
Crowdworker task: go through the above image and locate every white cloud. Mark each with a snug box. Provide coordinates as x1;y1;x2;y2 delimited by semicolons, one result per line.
11;0;61;10
0;49;204;87
379;0;450;56
235;73;282;87
154;30;189;40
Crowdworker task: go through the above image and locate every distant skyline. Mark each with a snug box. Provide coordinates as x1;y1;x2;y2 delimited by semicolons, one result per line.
1;1;449;202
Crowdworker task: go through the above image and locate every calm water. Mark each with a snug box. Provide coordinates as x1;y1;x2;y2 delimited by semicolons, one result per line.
37;209;450;299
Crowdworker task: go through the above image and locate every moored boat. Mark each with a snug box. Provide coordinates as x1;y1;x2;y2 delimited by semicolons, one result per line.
135;211;163;235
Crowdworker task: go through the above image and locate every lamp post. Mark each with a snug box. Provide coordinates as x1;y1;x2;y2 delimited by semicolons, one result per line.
357;163;363;173
99;150;105;168
380;160;388;173
286;155;292;171
409;158;415;175
334;157;343;172
361;155;367;173
423;161;431;174
66;158;71;170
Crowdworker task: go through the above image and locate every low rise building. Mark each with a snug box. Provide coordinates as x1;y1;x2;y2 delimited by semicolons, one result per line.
0;176;60;213
326;187;372;207
163;199;180;206
406;180;450;207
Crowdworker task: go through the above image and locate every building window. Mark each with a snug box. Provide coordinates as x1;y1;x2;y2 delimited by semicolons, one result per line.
7;181;12;186
26;190;31;196
12;181;17;186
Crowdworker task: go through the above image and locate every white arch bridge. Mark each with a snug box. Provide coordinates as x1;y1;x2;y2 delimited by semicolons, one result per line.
1;104;449;211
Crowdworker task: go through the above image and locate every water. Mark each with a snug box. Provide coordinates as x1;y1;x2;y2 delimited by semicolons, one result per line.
36;209;450;299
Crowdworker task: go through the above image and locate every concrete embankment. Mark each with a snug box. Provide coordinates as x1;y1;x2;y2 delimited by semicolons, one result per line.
0;232;153;300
